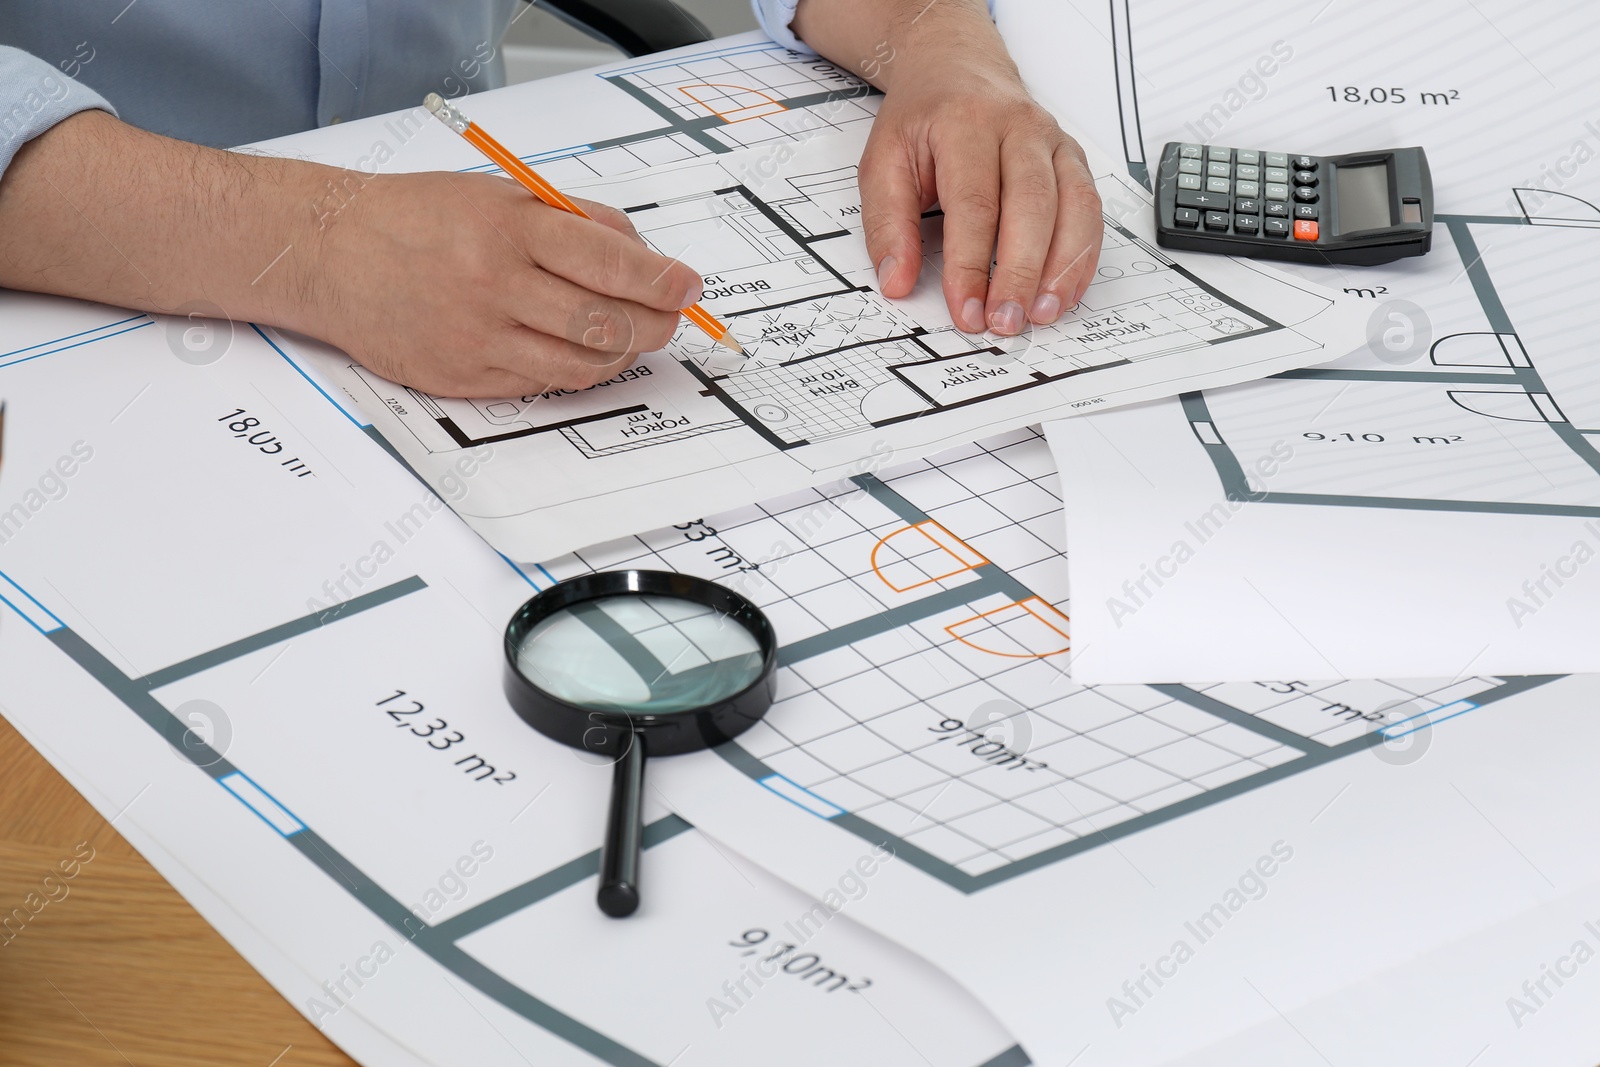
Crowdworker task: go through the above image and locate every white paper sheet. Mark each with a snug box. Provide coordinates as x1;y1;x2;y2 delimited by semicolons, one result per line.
1028;0;1600;682
248;34;1366;561
0;295;1022;1067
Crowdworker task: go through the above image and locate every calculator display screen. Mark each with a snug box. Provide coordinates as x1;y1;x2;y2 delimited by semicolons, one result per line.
1335;163;1392;233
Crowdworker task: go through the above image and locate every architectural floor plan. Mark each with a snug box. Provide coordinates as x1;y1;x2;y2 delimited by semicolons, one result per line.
642;424;1600;1067
539;426;1556;889
0;300;1025;1067
1038;0;1600;682
465;38;882;185
1181;217;1600;520
3;270;1577;1067
652;11;1600;1067
262;35;1364;561
365;158;1280;459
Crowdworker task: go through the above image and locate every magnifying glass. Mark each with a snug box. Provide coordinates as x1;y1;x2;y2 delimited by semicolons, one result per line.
502;570;777;917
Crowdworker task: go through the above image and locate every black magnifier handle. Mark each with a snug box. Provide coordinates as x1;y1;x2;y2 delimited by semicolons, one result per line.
597;732;646;918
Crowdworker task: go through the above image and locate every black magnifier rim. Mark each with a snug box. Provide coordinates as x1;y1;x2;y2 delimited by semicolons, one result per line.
502;569;778;759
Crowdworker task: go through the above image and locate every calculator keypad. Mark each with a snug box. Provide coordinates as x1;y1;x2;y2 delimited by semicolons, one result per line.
1168;143;1324;243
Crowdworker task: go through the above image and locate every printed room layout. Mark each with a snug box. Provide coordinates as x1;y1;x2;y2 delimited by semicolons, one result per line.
1182;217;1600;519
352;160;1285;460
536;428;1553;891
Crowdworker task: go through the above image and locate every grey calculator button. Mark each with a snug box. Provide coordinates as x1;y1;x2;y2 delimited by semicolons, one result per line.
1176;190;1229;209
1207;161;1231;178
1207;145;1231;162
1235;164;1259;181
1178;173;1202;190
1264;167;1289;184
1236;150;1260;165
1234;180;1260;198
1206;177;1231;194
1265;182;1289;201
1179;144;1203;158
1178;158;1202;174
1265;152;1289;168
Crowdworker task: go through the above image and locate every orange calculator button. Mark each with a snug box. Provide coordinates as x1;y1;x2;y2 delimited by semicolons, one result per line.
1293;219;1319;241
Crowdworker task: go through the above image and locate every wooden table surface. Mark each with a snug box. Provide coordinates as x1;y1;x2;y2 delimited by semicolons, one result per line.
0;713;357;1067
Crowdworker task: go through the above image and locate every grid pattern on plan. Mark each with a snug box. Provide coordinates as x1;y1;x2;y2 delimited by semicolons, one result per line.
541;429;1517;880
528;133;714;182
741;672;1511;880
545;427;1076;642
465;44;879;185
610;45;878;150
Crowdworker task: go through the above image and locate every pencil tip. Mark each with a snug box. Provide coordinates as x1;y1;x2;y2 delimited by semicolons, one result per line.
718;334;746;356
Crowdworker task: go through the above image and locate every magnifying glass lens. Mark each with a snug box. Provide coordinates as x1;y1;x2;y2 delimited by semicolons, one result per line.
512;594;765;715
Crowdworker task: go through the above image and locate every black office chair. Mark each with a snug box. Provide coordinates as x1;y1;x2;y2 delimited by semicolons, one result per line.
534;0;716;57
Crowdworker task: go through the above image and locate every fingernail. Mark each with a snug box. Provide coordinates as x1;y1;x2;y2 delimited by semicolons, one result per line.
988;301;1024;336
680;279;704;309
876;255;898;293
1030;292;1062;324
960;297;985;333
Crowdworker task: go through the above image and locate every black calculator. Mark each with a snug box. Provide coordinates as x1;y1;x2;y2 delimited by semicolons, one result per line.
1153;143;1433;265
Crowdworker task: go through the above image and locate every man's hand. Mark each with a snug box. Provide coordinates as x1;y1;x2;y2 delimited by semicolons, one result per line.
308;178;701;397
794;0;1101;336
0;110;703;397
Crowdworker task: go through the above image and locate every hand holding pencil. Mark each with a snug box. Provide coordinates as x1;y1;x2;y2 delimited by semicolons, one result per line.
424;93;744;357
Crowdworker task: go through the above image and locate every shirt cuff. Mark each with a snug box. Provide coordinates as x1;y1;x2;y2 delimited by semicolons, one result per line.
0;46;116;183
751;0;997;54
751;0;806;51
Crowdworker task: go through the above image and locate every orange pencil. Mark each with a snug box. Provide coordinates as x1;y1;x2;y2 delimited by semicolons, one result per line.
423;93;743;357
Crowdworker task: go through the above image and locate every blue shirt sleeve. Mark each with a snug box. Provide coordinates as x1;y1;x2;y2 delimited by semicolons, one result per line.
752;0;996;53
750;0;806;51
0;46;114;183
